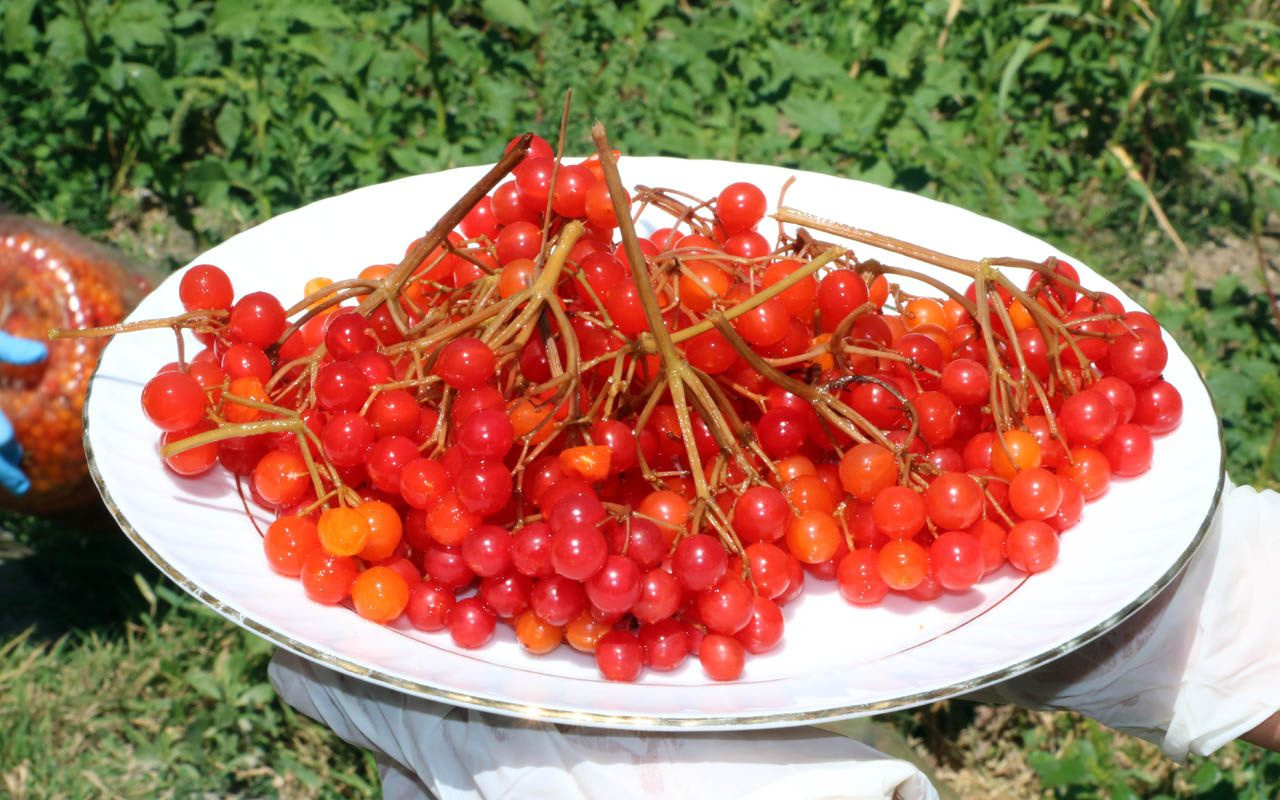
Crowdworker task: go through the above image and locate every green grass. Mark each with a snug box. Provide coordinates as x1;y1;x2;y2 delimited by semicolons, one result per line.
0;512;379;799
1;0;1279;797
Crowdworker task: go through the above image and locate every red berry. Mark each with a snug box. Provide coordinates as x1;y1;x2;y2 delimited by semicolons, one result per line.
436;337;497;390
699;634;746;681
1006;521;1059;573
595;630;644;682
179;265;234;311
141;370;207;432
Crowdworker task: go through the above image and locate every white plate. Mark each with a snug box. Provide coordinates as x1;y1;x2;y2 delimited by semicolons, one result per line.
85;158;1224;730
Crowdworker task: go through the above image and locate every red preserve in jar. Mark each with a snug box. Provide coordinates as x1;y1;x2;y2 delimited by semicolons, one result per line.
0;216;161;513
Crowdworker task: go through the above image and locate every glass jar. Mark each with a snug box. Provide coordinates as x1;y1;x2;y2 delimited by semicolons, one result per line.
0;216;162;513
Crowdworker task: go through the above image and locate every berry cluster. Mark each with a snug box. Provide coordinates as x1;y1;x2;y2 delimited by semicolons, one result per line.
120;128;1182;683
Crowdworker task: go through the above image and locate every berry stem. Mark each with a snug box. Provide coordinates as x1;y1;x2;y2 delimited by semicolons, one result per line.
650;245;845;351
283;278;380;317
49;308;226;340
490;220;584;352
973;265;1013;434
360;135;534;318
708;314;900;454
774;207;977;276
632;185;717;239
160;417;299;457
594;121;745;554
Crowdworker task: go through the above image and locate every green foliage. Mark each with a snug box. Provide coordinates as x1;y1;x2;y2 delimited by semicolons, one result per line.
0;0;1275;271
0;513;379;797
1021;714;1280;798
1152;277;1280;488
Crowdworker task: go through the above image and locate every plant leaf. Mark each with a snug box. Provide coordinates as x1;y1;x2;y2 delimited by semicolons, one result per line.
1199;73;1279;103
482;0;538;35
215;103;244;153
2;0;37;52
125;62;172;108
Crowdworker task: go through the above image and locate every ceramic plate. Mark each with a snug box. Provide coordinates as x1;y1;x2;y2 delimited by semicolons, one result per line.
84;158;1224;730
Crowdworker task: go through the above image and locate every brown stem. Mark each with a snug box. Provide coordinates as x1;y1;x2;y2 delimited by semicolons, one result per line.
283;278;380;317
632;186;717;239
275;286;374;350
489;221;585;352
774;207;977;276
709;314;897;452
593;122;710;507
160;417;298;458
358;135;534;318
50;309;226;340
648;246;845;352
973;265;1013;433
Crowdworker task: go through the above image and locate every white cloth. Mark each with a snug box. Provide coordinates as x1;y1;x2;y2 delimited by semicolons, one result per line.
269;652;938;800
269;479;1279;798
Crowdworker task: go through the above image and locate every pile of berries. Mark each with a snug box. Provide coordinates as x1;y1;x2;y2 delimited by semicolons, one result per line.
128;132;1182;683
1;215;158;512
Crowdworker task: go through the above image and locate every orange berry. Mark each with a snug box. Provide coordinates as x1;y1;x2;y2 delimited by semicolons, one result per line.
1064;446;1111;500
352;566;410;623
942;298;969;330
515;610;563;654
357;500;404;561
499;258;536;298
509;398;554;440
839;443;898;501
762;258;819;317
811;333;835;371
304;277;333;308
882;314;907;346
991;430;1042;480
869;274;890;308
1007;300;1035;332
904;298;945;330
424;492;478;547
785;511;841;564
223;377;269;423
911;323;954;361
774;455;817;484
318;506;370;557
559;445;612;482
678;262;730;312
784;474;835;515
252;449;310;507
565;611;612;653
638;490;691;548
263;515;320;577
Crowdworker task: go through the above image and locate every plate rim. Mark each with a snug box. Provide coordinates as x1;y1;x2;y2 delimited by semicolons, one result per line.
82;156;1228;730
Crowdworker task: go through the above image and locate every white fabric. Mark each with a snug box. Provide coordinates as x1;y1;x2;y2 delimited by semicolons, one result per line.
268;478;1279;798
982;478;1280;761
269;650;938;800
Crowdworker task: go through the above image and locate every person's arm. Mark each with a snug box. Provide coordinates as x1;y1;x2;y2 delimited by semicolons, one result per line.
1244;711;1280;752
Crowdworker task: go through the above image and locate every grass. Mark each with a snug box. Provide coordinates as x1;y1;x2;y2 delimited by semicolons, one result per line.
0;616;375;799
1;0;1278;797
0;512;379;799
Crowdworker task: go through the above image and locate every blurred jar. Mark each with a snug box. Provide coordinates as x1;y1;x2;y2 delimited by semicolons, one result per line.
0;216;162;513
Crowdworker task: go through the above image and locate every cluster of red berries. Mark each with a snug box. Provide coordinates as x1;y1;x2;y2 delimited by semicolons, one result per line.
136;133;1183;683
